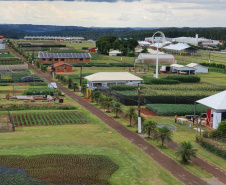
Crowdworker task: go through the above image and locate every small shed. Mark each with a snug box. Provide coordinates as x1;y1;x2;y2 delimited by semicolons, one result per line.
52;62;72;73
84;72;142;90
109;50;122;56
186;63;208;73
170;64;196;75
196;91;226;129
88;47;96;53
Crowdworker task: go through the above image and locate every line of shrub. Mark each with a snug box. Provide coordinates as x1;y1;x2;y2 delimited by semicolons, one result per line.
0;104;76;111
22;88;62;96
200;62;226;69
0;83;8;86
142;77;180;85
29;82;48;86
42;62;134;67
146;104;208;116
196;136;226;160
110;85;138;91
165;75;200;83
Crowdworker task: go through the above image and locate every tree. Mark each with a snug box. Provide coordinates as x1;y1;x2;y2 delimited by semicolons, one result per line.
141;47;148;53
176;141;197;163
72;83;78;92
217;121;226;137
154;126;173;147
111;102;123;118
124;107;137;126
93;91;101;103
67;78;73;89
142;120;157;138
104;97;113;112
81;84;87;97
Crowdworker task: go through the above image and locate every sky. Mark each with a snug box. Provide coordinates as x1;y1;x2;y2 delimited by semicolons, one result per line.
0;0;226;27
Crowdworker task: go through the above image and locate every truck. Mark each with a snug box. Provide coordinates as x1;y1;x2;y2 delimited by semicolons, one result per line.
17;76;44;83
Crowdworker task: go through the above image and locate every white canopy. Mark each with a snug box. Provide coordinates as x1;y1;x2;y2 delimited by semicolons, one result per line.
163;43;191;51
196;90;226;110
108;50;122;54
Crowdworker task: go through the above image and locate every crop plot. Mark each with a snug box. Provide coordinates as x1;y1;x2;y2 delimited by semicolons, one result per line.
0;155;119;185
12;111;89;126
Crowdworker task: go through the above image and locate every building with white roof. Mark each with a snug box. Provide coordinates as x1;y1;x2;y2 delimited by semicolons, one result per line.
197;91;226;129
138;41;151;47
186;63;208;73
108;50;122;56
163;43;197;55
84;72;142;90
170;64;196;75
136;53;175;64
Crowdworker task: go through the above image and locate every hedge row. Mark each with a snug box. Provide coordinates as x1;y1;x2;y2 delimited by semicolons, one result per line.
165;75;200;83
0;79;13;83
200;62;226;69
42;63;134;67
196;136;226;160
142;77;180;85
29;82;48;86
0;104;76;111
110;85;138;91
118;94;209;105
146;104;208;116
22;88;62;96
0;83;8;86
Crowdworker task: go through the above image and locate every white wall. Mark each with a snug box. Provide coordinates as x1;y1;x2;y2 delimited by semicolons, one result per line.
194;65;208;73
0;44;5;50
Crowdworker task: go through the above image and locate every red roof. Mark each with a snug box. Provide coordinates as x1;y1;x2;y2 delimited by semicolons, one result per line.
88;47;96;50
0;36;3;39
53;62;72;68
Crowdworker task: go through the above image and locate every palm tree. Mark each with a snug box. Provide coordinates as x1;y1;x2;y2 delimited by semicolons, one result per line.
124;107;137;126
104;97;113;112
67;78;73;89
112;102;123;118
99;96;106;108
93;91;101;103
154;126;173;147
142;120;157;138
176;141;197;164
72;82;78;92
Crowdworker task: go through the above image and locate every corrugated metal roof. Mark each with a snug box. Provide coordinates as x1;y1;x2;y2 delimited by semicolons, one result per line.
38;52;91;58
138;53;174;59
163;43;191;51
84;72;143;82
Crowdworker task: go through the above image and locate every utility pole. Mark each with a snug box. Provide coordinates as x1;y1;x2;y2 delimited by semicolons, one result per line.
138;83;142;134
80;63;83;94
209;51;211;63
193;102;196;125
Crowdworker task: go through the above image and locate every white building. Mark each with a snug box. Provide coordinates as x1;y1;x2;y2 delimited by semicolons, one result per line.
197;91;226;129
0;44;5;50
138;41;151;47
170;64;196;75
108;50;122;56
136;53;175;64
186;63;208;73
85;72;142;90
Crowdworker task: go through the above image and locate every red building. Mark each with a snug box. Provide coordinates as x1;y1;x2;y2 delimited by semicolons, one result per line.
52;62;72;73
88;47;96;53
38;52;91;63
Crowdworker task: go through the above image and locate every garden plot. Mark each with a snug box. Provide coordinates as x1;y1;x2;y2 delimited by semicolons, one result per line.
12;111;89;126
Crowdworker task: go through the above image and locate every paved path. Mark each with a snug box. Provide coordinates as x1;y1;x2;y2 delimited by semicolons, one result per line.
9;46;224;185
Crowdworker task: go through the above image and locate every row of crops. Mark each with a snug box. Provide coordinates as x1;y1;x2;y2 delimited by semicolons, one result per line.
146;104;209;116
12;111;89;126
0;155;118;185
0;60;24;65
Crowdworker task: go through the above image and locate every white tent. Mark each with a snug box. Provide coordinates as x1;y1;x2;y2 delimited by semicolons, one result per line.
196;91;226;129
138;41;151;47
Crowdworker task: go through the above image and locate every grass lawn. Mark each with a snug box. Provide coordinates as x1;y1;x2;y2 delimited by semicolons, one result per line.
63;41;95;51
0;95;182;185
149;116;226;172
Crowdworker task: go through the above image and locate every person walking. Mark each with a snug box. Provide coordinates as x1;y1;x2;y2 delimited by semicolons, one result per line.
175;115;177;123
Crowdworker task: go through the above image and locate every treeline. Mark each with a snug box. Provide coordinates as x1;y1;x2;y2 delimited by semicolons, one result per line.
1;25;226;41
